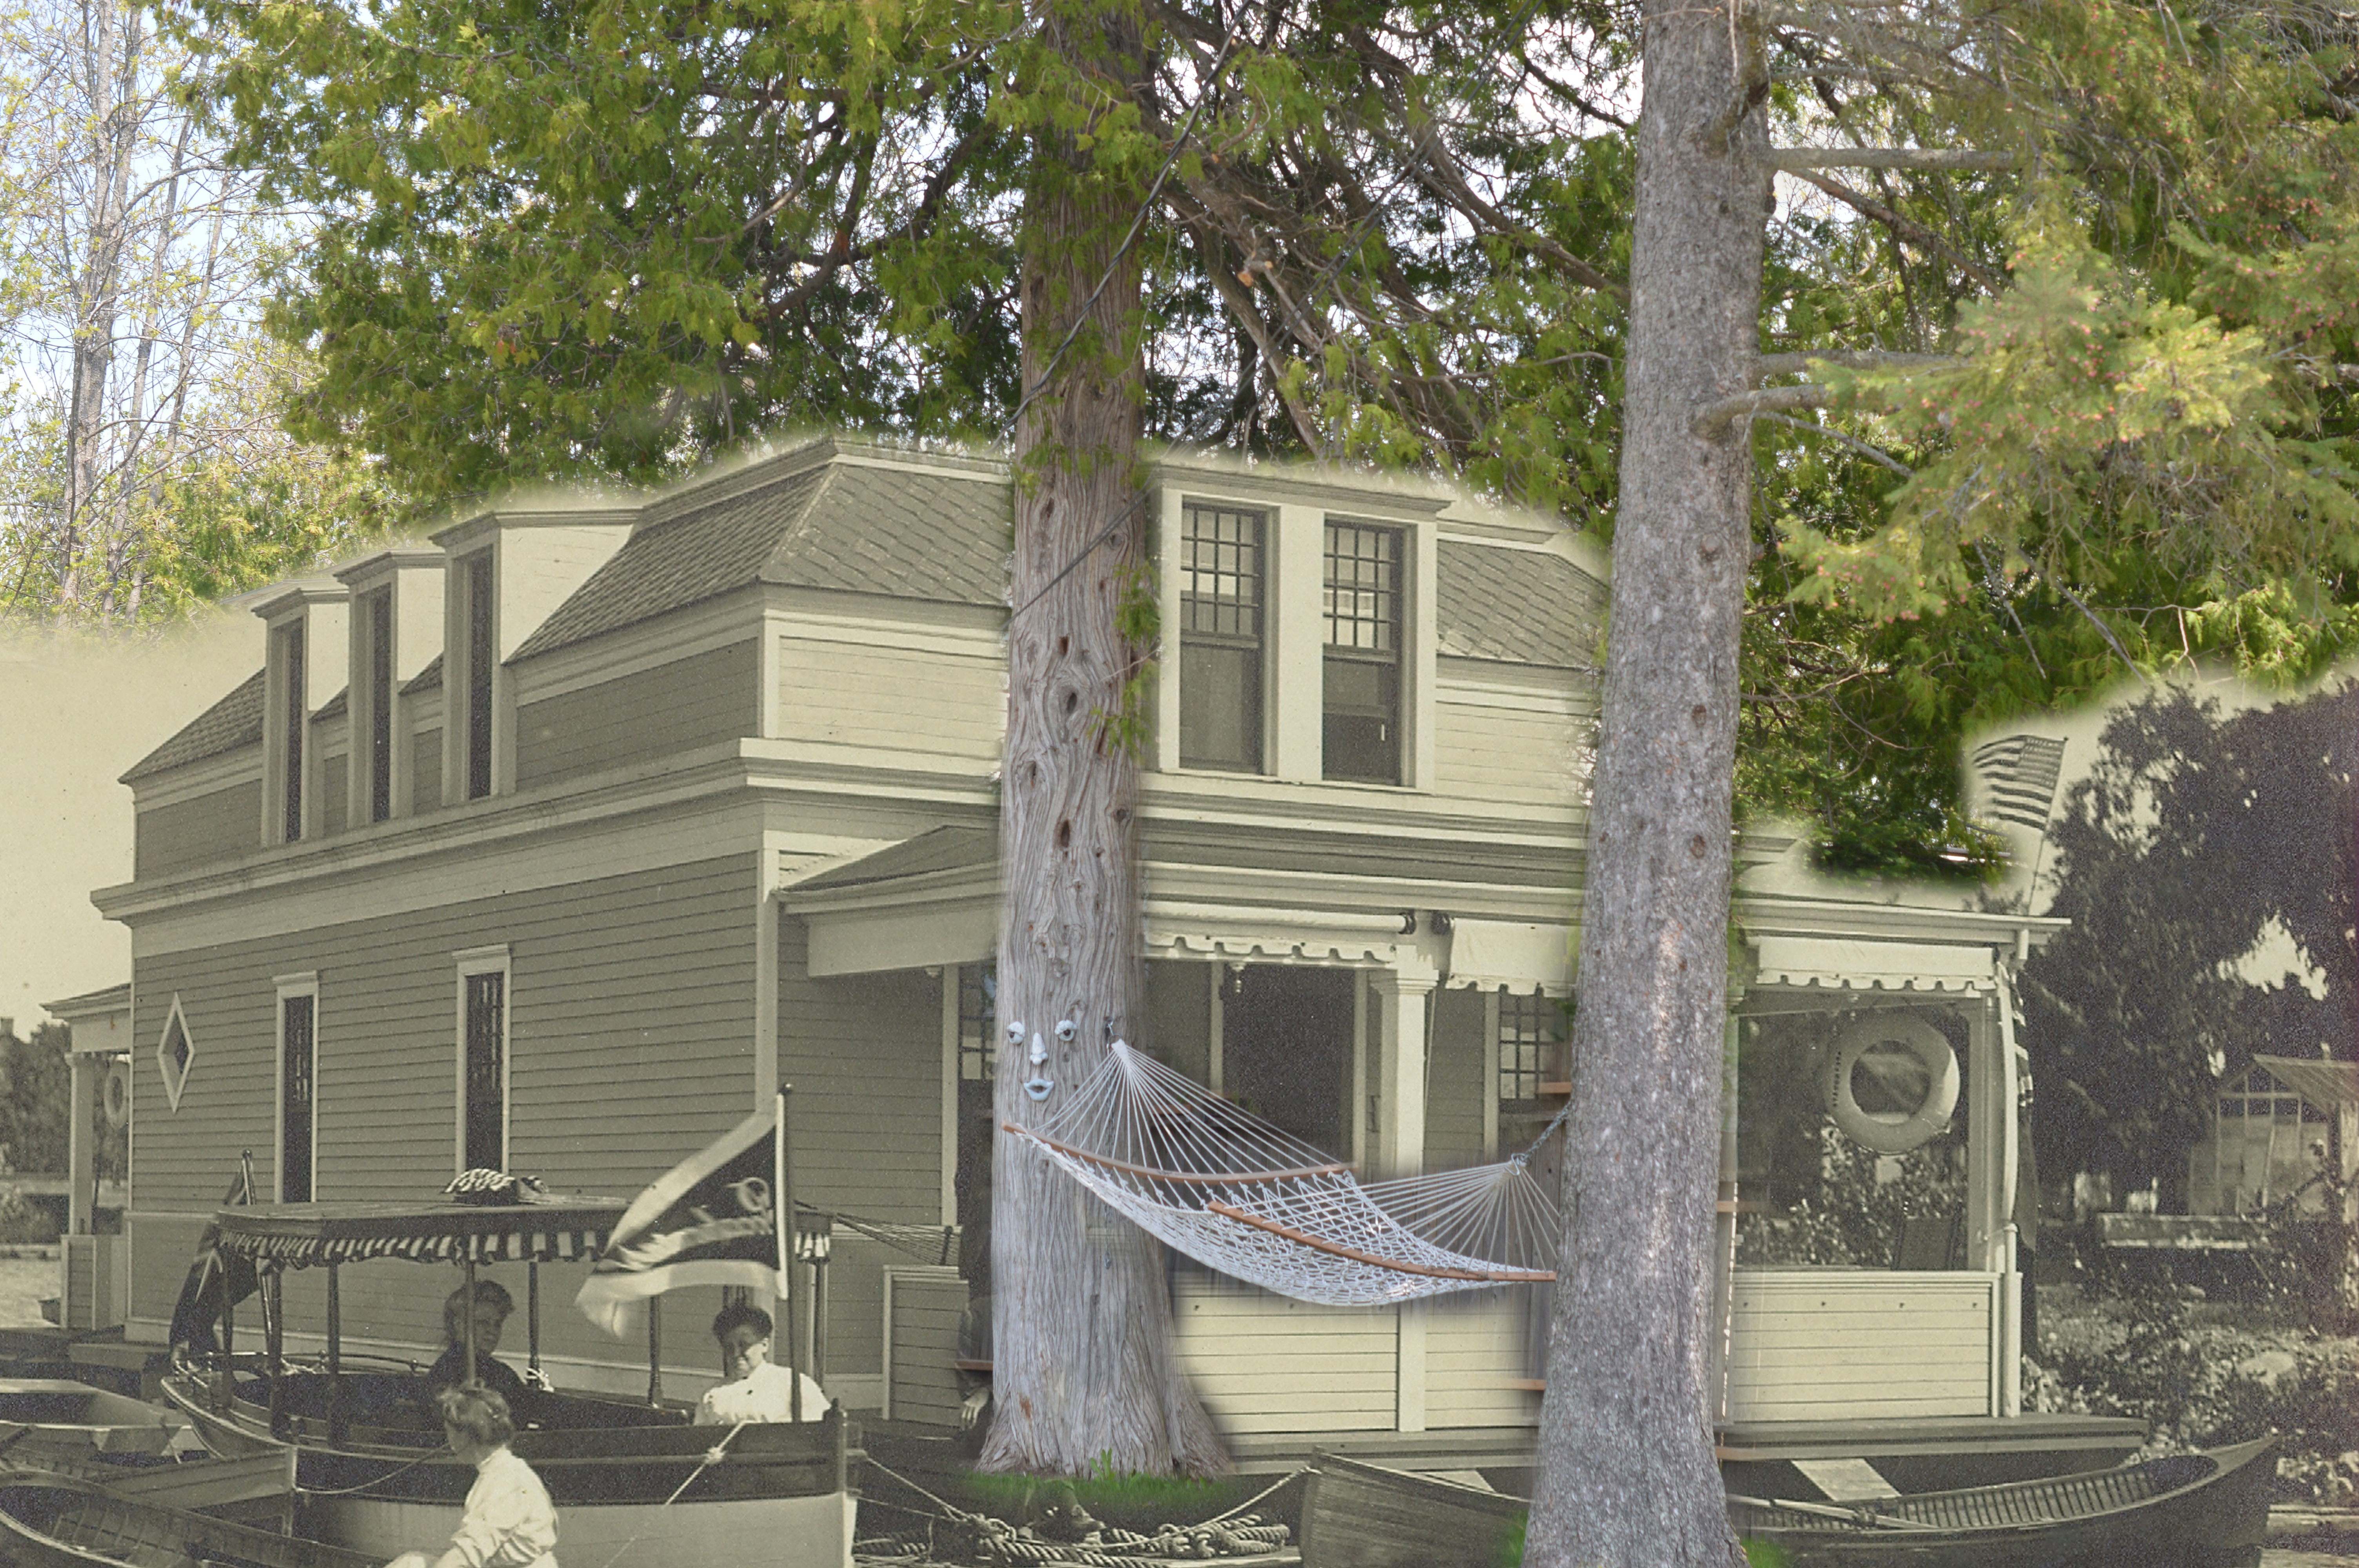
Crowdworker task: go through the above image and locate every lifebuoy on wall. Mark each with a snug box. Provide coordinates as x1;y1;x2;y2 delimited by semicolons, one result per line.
1823;1016;1959;1154
102;1059;131;1127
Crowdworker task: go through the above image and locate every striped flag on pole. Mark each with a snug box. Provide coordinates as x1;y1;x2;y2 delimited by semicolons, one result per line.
1971;734;2069;832
573;1096;791;1338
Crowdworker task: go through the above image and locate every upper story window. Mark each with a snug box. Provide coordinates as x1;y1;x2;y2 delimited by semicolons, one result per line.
462;552;496;800
456;947;510;1172
273;620;307;841
957;963;997;1085
1179;505;1265;772
1323;521;1401;784
275;975;318;1203
362;588;394;824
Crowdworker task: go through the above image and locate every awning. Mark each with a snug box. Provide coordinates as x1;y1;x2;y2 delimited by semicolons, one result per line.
1751;936;1995;994
211;1200;632;1267
1448;920;1574;993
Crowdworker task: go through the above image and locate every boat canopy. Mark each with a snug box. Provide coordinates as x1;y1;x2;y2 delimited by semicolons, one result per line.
208;1199;631;1269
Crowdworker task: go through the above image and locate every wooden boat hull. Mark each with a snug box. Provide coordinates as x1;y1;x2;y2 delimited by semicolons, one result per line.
0;1379;192;1463
0;1468;378;1568
1299;1439;2277;1568
159;1370;858;1568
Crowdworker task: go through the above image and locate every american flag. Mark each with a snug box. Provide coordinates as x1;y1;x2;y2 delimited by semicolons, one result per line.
1970;734;2068;831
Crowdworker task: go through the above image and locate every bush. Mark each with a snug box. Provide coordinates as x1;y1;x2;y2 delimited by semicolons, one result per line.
1736;1123;1965;1268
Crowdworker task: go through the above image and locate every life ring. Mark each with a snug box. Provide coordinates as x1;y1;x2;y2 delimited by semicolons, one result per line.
1824;1016;1958;1154
102;1060;131;1127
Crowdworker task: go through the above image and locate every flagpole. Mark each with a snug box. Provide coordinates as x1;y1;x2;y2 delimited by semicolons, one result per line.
777;1085;798;1424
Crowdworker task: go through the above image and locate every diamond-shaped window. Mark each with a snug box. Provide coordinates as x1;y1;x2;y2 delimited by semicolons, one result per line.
156;995;194;1112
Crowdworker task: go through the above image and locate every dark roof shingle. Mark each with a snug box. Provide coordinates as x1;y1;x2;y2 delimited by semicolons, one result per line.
122;668;267;783
1436;542;1601;667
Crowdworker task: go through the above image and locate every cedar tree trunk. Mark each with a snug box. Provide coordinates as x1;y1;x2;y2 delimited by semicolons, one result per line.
980;5;1227;1480
1523;2;1765;1562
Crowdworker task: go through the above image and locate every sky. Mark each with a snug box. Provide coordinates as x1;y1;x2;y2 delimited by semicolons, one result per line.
0;609;266;1029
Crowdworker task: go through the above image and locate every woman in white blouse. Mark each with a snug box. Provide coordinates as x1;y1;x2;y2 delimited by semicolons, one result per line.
387;1386;558;1568
697;1303;829;1425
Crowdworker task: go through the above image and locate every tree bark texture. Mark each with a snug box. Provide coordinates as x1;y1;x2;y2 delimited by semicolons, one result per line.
980;8;1227;1480
1525;3;1764;1564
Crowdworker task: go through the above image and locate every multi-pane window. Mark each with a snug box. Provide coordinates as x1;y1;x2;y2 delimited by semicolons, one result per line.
1498;993;1562;1106
462;968;506;1169
278;989;316;1202
958;963;997;1083
464;552;496;800
1322;522;1402;784
276;621;307;841
1180;505;1265;771
364;588;394;823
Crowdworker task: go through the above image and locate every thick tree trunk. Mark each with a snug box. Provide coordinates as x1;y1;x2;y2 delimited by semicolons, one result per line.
979;10;1226;1481
1523;2;1765;1564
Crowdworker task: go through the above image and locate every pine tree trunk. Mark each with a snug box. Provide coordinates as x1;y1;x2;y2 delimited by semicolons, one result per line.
1523;2;1764;1562
979;7;1226;1481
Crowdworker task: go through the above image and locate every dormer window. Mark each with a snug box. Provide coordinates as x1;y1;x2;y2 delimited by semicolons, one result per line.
461;551;496;800
274;620;307;840
1179;504;1265;772
1323;521;1402;784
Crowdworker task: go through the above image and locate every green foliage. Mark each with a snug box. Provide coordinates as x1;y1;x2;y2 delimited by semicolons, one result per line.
1737;1123;1966;1270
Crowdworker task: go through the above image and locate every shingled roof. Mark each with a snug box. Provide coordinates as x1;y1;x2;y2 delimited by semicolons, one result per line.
1436;542;1599;668
122;668;267;783
512;450;1010;662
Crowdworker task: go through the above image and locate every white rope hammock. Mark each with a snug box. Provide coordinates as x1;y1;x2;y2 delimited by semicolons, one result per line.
1005;1042;1560;1307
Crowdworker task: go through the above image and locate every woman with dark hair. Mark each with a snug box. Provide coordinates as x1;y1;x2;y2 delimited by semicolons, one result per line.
696;1303;828;1425
385;1387;558;1568
428;1281;533;1412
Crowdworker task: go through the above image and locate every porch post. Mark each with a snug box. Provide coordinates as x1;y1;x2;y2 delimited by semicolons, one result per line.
1709;1011;1740;1424
1370;960;1437;1179
66;1054;96;1235
1964;998;2002;1270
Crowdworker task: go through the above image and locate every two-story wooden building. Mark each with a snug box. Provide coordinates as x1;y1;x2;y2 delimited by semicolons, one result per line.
95;438;2106;1479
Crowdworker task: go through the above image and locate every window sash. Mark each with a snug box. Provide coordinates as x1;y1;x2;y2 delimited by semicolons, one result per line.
1180;506;1266;772
278;621;306;841
462;970;506;1169
366;589;393;823
465;554;496;800
280;993;315;1203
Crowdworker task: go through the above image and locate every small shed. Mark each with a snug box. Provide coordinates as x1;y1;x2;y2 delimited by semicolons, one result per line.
2187;1054;2359;1217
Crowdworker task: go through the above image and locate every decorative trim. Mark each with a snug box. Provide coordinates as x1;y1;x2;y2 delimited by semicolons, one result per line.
154;995;194;1113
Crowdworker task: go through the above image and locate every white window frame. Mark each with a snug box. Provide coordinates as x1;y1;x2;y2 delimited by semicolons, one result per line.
453;945;513;1175
274;972;320;1202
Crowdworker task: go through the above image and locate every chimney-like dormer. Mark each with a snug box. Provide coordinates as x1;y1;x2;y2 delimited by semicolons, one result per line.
333;546;447;826
250;579;350;846
431;503;635;803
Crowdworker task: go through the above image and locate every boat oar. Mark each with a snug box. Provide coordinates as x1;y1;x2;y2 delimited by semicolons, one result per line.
1727;1493;1940;1531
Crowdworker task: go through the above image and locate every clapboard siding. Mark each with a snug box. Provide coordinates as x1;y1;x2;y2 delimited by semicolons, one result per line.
885;1267;967;1425
1723;1269;1997;1423
1172;1275;1395;1434
776;637;1003;761
411;726;440;813
320;754;348;837
1432;689;1584;806
1425;1294;1538;1428
1425;989;1487;1169
515;638;760;788
776;919;943;1223
127;855;761;1371
134;777;262;877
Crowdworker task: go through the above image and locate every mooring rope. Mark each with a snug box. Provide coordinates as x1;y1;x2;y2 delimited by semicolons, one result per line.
591;1421;751;1568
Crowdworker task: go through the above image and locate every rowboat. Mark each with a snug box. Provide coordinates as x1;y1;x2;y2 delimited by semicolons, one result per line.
0;1379;192;1465
1298;1439;2278;1568
157;1196;855;1568
0;1467;378;1568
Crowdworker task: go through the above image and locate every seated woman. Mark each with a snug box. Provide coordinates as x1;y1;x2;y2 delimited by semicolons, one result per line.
696;1303;829;1425
387;1386;558;1568
428;1282;534;1414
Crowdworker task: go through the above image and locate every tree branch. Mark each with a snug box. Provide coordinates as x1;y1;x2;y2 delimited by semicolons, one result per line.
1767;147;2018;172
1756;349;1961;376
1782;168;2008;292
1692;383;1829;436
